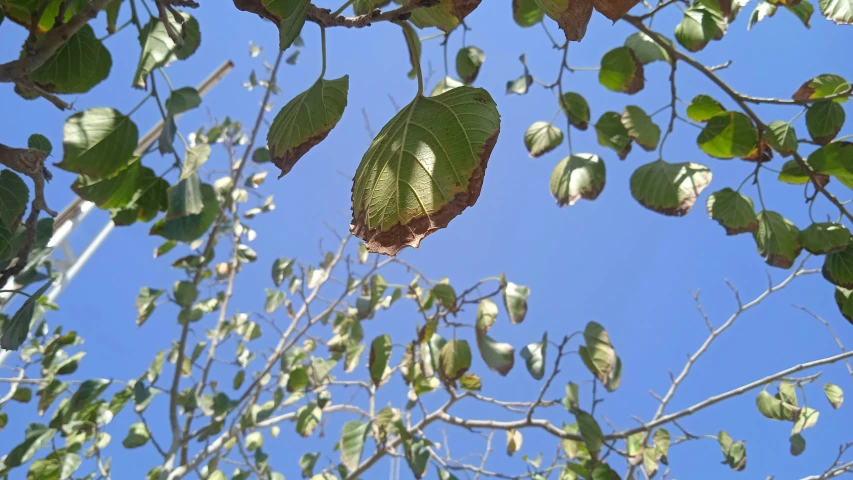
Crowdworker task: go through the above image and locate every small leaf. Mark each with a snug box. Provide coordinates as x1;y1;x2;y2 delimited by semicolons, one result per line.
252;147;271;163
506;429;523;456
262;0;309;50
806;100;845;144
824;383;844;409
408;0;482;32
439;339;472;383
706;188;758;235
793;74;849;102
476;334;514;376
754;210;803;269
562;382;580;413
1;281;52;351
792;407;819;434
132;13;201;89
687;94;726;122
267;76;349;177
697;112;758;159
27;134;52;155
536;0;593;40
340;420;370;471
166;173;204;220
756;390;797;420
800;222;850;254
271;258;294;286
787;0;814;25
625;32;670;64
748;1;778;28
579;321;622;392
456;46;485;84
475;298;499;333
524;122;563;158
506;73;533;95
265;289;286;313
300;452;319;478
765;121;798;157
718;431;747;471
520;332;548;380
350;86;500;256
560;92;590;130
369;334;392;386
503;282;530;324
513;0;544;26
245;431;263;450
295;401;322;437
823;239;853;287
675;6;725;52
621;105;660;151
122;423;150;448
150;184;219;242
550;154;606;207
165;87;202;115
599;47;644;94
595;112;632;159
790;433;806;456
576;411;603;458
460;373;482;391
630;159;712;216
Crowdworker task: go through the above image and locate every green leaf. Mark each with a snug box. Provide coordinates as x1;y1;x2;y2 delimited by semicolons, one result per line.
432;76;465;96
824;383;844;409
136;287;164;327
5;424;56;468
404;436;431;479
599;47;644;94
687;94;725;122
575;411;603;457
1;281;52;351
506;70;533;96
706;188;758;235
173;281;198;308
790;433;806;456
697;112;758;159
408;0;481;31
252;147;271;164
150;184;219;242
823;239;853;287
264;289;285;313
271;258;294;286
595;112;632;159
560;92;590;130
439;339;472;383
806;100;845;144
506;429;523;456
792;407;820;434
71;158;161;210
300;452;319;477
765;121;798;157
460;373;482;391
520;332;547;380
786;0;814;25
245;431;263;450
475;298;499;333
624;32;670;64
654;429;670;457
579;321;622;392
267;76;349;177
477;334;514;376
106;0;123;33
756;390;797;420
122;423;150;448
262;0;308;49
534;0;593;40
351;86;500;255
754;210;803;268
621;105;660;151
27;134;52;155
166;173;203;220
748;1;777;29
0;169;28;229
524;122;563;158
503;282;530;324
818;0;853;23
630;159;712;216
369;334;392;386
514;0;544;26
793;74;849;102
456;46;485;84
718;431;746;471
166;87;202;115
562;382;580;413
59;108;139;178
295;401;322;437
132;13;201;89
675;6;725;52
30;24;110;94
13;387;32;403
181;144;211;180
800;222;850;254
340;420;369;471
550;154;606;207
807;141;853;186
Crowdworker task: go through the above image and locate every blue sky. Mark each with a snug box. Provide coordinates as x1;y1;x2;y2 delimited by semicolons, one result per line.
2;0;853;478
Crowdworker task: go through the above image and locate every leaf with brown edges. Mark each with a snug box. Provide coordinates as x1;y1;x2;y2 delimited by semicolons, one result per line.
534;0;594;41
350;86;500;255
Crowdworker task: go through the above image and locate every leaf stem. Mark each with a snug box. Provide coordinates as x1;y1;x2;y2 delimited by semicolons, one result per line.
331;0;355;16
399;21;423;96
320;24;327;78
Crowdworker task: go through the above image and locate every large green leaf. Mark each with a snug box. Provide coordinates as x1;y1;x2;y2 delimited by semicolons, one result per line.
818;0;853;23
599;47;644;94
340;420;369;471
595;112;632;159
787;1;814;26
808;141;853;187
675;6;725;52
753;210;802;268
72;158;155;209
165;173;203;220
369;334;392;386
0;281;52;351
800;222;850;254
765;121;798;157
630;159;712;216
534;0;593;40
351;86;500;255
30;24;111;94
524;122;563;158
439;339;472;383
513;0;544;26
4;424;57;467
706;188;757;235
59;108;139;178
409;0;482;31
476;334;514;376
550;154;606;207
621;106;660;151
166;87;202;115
756;390;797;420
456;46;485;84
625;32;670;64
150;183;219;242
0;169;28;229
823;239;853;287
793;74;849;102
262;0;308;50
560;92;590;130
267;76;349;177
132;13;201;89
697;112;758;159
806;100;845;144
520;332;547;380
575;411;603;457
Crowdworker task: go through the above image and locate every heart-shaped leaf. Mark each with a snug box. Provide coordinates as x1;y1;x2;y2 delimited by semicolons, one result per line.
675;6;725;52
800;222;850;254
765;121;798;156
30;24;111;94
132;12;201;89
706;188;758;235
621;105;660;151
630;159;712;216
625;32;671;64
806;100;845;144
599;47;644;94
818;0;853;23
823;239;853;287
560;92;590;130
595;112;632;159
753;210;803;268
687;94;725;122
793;74;849;102
534;0;594;40
697;112;758;159
524;122;563;158
60;108;139;178
456;46;485;84
262;0;309;50
550;154;606;207
514;0;545;26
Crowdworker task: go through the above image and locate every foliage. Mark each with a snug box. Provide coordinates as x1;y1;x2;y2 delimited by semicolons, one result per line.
1;0;853;479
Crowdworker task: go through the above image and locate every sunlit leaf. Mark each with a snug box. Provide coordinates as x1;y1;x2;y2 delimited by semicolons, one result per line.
765;121;798;157
122;423;150;448
132;13;201;89
697;112;758;159
520;332;547;380
621;105;660;151
753;210;802;269
262;0;309;50
506;429;523;456
59;108;139;178
630;159;712;216
800;222;850;254
599;47;644;94
706;188;758;235
30;25;111;94
513;0;544;26
340;420;370;471
456;46;485;84
595;112;632;159
550;154;606;207
560;92;590;130
625;32;670;64
524;122;563;158
824;383;844;409
687;94;725;122
806;100;845;144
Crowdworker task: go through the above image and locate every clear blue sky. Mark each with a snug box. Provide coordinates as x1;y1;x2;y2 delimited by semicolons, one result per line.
2;1;853;478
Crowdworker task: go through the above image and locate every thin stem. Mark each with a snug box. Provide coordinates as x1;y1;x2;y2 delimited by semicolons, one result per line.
331;0;355;16
320;24;327;78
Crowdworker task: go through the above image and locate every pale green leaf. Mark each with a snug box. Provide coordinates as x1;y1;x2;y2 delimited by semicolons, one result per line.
550;154;606;207
524;122;563;158
132;13;201;89
754;210;803;268
706;188;758;235
520;332;547;380
630;159;712;216
599;47;643;94
59;108;139;178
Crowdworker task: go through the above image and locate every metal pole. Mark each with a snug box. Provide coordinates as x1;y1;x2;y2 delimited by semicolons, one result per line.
0;60;234;364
